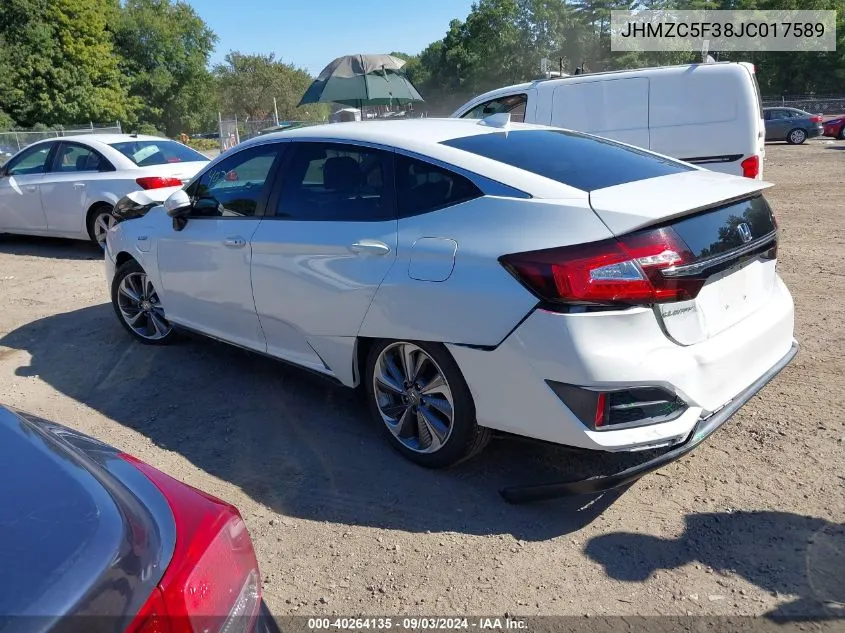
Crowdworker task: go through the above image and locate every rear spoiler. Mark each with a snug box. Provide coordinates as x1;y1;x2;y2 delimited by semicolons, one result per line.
588;170;773;236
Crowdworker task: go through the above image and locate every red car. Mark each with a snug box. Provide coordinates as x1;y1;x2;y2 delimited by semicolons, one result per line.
1;404;280;633
823;116;845;139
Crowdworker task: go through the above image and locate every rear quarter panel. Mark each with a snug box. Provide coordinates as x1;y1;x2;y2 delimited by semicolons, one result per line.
358;195;612;346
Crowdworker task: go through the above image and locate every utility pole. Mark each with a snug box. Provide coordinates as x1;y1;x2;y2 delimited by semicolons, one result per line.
273;97;280;126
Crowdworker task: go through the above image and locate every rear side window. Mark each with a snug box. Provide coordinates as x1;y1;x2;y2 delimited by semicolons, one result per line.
109;140;208;166
395;155;482;218
441;130;693;192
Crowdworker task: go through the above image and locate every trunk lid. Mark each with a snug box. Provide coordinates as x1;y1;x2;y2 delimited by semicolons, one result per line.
589;171;779;345
588;170;772;236
0;408;171;627
137;160;207;185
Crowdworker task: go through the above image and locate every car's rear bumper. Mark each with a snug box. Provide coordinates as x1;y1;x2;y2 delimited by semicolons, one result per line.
448;275;795;452
809;126;823;138
500;339;798;503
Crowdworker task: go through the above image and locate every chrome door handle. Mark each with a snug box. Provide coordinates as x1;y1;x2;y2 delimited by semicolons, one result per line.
350;240;391;256
73;183;85;190
224;237;246;248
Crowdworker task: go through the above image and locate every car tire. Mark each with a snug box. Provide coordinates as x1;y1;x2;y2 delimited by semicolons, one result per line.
86;203;116;248
786;128;807;145
365;339;491;468
111;259;177;345
838;127;845;140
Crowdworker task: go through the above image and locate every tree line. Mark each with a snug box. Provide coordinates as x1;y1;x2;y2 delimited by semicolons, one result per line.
397;0;845;115
0;0;327;136
1;0;843;134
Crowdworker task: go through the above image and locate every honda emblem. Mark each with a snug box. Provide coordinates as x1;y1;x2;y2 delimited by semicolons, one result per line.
737;222;753;243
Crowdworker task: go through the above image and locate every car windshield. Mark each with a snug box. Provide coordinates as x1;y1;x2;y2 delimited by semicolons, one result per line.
109;140;208;167
441;129;693;192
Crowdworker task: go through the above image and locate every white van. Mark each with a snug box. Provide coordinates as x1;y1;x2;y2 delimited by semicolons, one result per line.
451;62;765;179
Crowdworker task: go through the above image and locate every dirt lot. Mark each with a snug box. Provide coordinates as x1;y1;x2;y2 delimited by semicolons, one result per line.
0;141;843;621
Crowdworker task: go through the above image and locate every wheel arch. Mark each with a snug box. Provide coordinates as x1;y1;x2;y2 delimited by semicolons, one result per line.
115;251;137;269
86;199;114;222
353;336;376;389
85;200;116;240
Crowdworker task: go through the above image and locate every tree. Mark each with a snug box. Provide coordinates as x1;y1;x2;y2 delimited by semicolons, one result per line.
409;0;845;113
214;52;329;122
112;0;218;135
0;0;131;127
0;108;13;132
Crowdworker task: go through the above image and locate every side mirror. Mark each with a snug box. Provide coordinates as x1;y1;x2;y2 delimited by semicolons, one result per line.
164;189;191;218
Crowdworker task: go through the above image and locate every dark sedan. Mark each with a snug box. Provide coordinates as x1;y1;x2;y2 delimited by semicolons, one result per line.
763;107;823;144
0;404;280;633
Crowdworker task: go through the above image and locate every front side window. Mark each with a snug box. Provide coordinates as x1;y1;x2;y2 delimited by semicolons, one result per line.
5;144;53;176
460;94;527;123
188;144;282;218
53;143;110;173
276;142;392;221
109;140;208;167
395;155;482;217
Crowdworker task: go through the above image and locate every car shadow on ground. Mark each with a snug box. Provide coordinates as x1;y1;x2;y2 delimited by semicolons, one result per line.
0;303;656;541
0;234;103;261
585;510;845;619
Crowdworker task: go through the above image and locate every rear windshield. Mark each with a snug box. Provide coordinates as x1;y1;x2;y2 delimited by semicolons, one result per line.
440;130;693;192
109;140;208;167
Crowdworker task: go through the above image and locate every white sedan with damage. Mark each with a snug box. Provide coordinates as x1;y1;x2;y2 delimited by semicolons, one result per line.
103;117;797;501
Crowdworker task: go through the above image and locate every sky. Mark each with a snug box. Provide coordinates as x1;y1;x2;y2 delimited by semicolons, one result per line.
186;0;475;76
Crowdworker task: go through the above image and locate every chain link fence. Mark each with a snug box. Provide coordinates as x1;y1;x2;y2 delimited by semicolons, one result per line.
0;123;123;161
218;116;278;152
762;95;845;115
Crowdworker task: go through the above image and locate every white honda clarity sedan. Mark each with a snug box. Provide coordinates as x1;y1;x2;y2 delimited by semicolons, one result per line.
0;134;209;246
104;118;797;495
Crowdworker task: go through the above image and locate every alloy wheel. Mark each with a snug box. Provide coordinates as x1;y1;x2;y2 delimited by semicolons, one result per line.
372;342;455;454
789;129;807;144
93;211;116;248
116;272;172;340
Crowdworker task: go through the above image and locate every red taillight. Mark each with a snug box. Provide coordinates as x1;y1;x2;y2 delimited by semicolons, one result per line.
136;176;183;190
741;155;760;179
122;454;261;633
810;115;823;123
594;392;607;428
500;227;705;306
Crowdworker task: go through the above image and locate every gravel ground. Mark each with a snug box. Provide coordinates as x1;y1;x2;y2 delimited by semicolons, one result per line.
0;141;843;621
